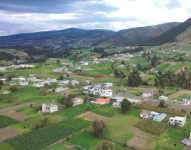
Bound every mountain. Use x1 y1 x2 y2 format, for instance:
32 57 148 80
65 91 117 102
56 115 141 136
0 22 180 51
0 28 115 50
142 17 191 46
98 22 180 47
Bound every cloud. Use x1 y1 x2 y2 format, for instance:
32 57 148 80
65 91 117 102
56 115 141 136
165 0 181 9
0 0 190 36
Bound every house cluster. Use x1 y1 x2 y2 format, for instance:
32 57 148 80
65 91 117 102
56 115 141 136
8 64 35 69
140 110 186 127
87 84 113 97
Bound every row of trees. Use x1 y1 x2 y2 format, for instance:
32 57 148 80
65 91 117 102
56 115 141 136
154 69 191 89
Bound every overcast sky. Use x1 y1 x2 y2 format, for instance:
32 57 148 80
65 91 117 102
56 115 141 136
0 0 190 36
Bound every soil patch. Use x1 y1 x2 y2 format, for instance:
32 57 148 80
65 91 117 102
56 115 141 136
170 62 177 66
94 75 107 78
126 127 148 150
0 127 21 142
0 102 35 114
4 111 29 121
79 112 108 121
70 74 94 80
168 90 191 99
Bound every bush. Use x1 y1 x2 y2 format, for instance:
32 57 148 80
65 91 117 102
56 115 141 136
9 86 18 92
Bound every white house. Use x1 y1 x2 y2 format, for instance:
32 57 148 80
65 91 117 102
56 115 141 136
182 133 191 147
169 116 186 127
183 99 191 105
88 86 112 97
83 85 92 90
27 77 42 82
44 78 58 83
12 76 26 81
70 80 80 85
81 62 89 66
0 67 7 72
55 87 69 93
53 68 64 72
159 95 168 100
32 82 45 87
42 104 58 113
142 92 154 98
104 83 113 88
57 80 70 85
20 82 29 86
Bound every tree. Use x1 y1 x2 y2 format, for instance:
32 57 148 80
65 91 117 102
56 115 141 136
56 60 60 64
9 86 18 92
60 96 73 108
84 95 90 103
92 120 108 138
127 70 142 87
0 85 1 91
158 100 165 108
0 80 3 86
121 99 132 114
121 60 125 64
96 141 115 150
59 75 64 80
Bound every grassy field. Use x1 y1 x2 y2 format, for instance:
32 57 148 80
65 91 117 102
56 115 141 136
179 94 191 99
0 115 16 126
0 142 15 150
91 105 120 117
105 107 141 142
43 143 75 150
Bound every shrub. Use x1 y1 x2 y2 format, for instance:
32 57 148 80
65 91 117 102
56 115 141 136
9 86 18 92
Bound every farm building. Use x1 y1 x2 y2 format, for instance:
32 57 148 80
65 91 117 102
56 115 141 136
70 80 80 85
55 87 69 92
42 104 58 113
104 83 113 87
169 116 186 127
27 77 42 82
182 133 191 147
88 86 112 97
32 82 46 87
140 110 159 119
44 78 58 83
20 82 29 86
159 95 168 100
95 98 111 105
183 99 191 105
153 113 166 121
12 76 26 81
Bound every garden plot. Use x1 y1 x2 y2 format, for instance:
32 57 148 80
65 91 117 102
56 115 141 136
79 112 107 121
0 127 21 142
0 102 35 114
126 127 148 150
168 90 191 99
3 111 29 121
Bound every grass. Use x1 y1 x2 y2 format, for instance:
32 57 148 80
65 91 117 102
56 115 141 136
70 132 105 150
16 107 40 117
105 107 141 142
152 127 189 150
0 115 16 126
0 142 16 150
179 94 191 99
43 143 75 150
91 105 120 117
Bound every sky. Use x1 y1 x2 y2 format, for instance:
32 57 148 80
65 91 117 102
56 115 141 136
0 0 191 36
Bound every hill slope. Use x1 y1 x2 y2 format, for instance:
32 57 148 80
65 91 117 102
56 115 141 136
98 22 180 46
142 17 191 46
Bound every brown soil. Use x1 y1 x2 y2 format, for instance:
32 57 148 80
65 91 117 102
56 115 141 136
0 102 36 114
168 90 191 99
79 112 108 121
176 66 187 73
4 111 29 121
142 100 191 112
94 75 107 78
170 62 177 66
126 127 148 150
0 127 21 142
70 74 94 80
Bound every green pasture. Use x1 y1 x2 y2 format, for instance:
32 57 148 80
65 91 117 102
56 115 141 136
91 105 120 117
43 143 75 150
178 94 191 99
0 115 16 126
0 142 15 150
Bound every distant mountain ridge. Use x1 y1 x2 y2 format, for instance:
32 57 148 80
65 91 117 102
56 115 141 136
0 22 180 50
142 17 191 46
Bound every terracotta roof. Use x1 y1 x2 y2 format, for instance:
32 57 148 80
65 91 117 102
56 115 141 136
95 98 111 104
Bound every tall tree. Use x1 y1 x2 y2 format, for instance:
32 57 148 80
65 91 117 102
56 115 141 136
121 99 132 114
92 120 108 138
96 141 115 150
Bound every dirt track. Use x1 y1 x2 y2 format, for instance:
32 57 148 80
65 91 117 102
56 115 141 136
70 74 94 80
0 102 35 114
0 127 21 142
168 90 191 99
79 112 108 121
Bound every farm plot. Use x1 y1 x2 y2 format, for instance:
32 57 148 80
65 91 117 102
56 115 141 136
4 111 29 121
168 90 191 99
79 112 108 121
0 127 21 142
0 142 15 150
0 102 35 113
91 105 120 117
43 143 75 150
0 115 17 127
7 124 75 150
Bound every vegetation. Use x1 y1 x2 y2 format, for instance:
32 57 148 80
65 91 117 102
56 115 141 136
127 70 142 87
121 99 132 114
134 103 184 116
135 119 168 135
158 100 166 108
0 115 17 127
9 86 18 93
96 141 115 150
92 120 108 138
